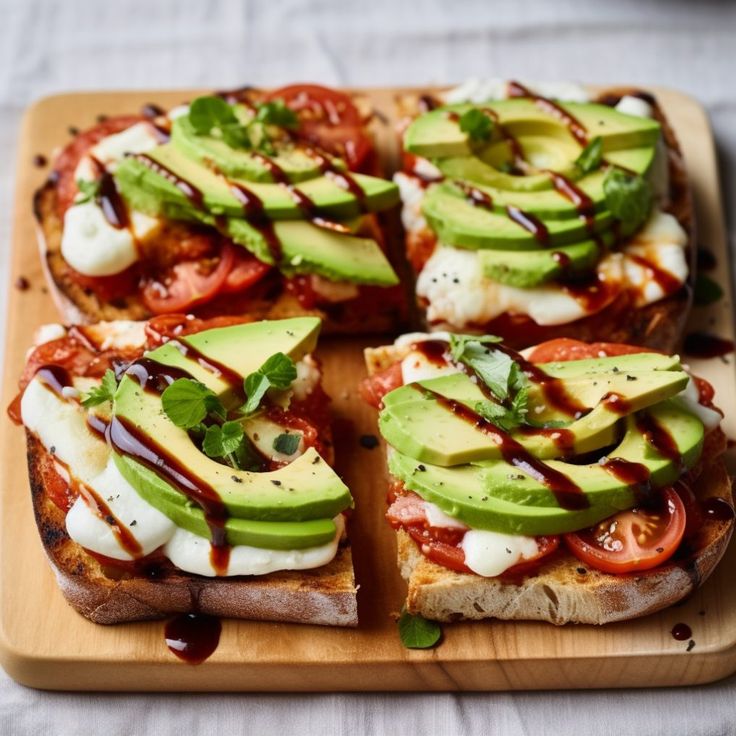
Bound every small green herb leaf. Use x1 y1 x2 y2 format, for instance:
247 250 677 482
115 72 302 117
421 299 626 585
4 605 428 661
603 168 652 229
458 108 494 143
81 369 118 407
693 274 723 306
232 436 266 471
273 432 301 456
203 421 244 458
76 178 101 205
243 373 271 414
162 379 218 429
188 96 239 135
448 334 503 362
475 384 528 432
398 608 442 649
256 99 298 129
575 136 603 174
260 352 297 388
204 393 227 420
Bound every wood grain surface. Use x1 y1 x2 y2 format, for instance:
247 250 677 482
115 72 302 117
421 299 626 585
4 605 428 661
0 87 735 691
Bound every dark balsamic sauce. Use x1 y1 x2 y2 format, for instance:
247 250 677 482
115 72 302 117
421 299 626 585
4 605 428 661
411 384 589 510
547 171 596 232
142 103 166 119
34 365 74 398
505 205 550 246
552 251 571 268
601 458 652 503
517 425 576 455
627 254 682 297
14 276 30 291
412 340 450 366
167 340 243 390
418 94 440 112
164 613 222 665
78 483 143 558
454 180 493 210
86 413 111 439
671 622 692 641
601 392 631 415
683 332 735 359
507 80 588 146
696 247 717 271
635 412 681 463
702 497 735 522
98 171 129 229
33 154 47 167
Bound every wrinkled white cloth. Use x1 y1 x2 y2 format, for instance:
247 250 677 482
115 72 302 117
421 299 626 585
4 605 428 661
1 0 736 734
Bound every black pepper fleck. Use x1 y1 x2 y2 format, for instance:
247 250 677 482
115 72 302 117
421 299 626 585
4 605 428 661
686 640 695 652
359 434 379 450
576 567 587 575
417 464 426 472
271 480 282 486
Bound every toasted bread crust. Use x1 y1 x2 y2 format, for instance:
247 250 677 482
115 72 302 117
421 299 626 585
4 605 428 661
396 86 695 352
365 343 734 625
27 433 358 626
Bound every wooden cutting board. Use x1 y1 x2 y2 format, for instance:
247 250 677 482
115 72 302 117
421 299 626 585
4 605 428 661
1 86 735 692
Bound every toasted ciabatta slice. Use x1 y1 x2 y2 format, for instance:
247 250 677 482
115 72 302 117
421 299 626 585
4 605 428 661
28 435 357 626
364 340 734 625
394 84 694 353
35 87 406 333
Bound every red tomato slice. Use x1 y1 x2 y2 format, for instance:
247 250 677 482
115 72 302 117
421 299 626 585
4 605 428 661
564 487 686 573
141 244 236 314
526 338 651 364
66 263 140 302
144 313 253 347
359 363 404 408
221 251 272 294
266 84 371 170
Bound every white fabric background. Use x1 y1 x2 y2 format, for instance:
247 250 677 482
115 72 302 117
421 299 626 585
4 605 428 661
1 1 735 734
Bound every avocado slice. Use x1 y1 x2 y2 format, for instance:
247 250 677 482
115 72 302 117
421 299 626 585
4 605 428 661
388 400 704 535
404 100 661 160
171 112 340 182
477 237 605 287
379 359 690 465
422 181 614 250
110 318 353 549
115 144 398 221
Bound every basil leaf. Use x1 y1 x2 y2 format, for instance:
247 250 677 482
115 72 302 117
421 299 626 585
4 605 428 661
273 432 300 456
260 352 297 389
81 369 118 407
75 178 101 205
256 99 298 130
204 394 227 420
603 168 652 229
693 274 723 306
458 108 493 143
448 334 502 362
188 96 238 135
575 136 603 175
243 372 271 414
202 421 244 458
398 608 441 649
461 342 516 401
202 424 225 457
161 378 216 429
475 384 528 432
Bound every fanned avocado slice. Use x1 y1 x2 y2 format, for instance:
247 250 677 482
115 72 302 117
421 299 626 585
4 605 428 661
388 400 704 535
110 318 353 549
379 359 690 465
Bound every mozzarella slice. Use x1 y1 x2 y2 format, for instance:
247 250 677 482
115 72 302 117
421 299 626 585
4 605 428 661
245 416 304 462
443 78 589 104
66 458 176 560
423 501 469 530
88 121 160 171
615 95 654 119
163 515 344 577
400 351 459 384
675 377 723 431
291 355 321 401
460 529 539 577
394 172 428 233
61 200 139 277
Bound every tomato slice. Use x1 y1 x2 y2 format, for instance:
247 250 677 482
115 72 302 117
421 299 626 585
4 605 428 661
564 487 686 573
66 263 140 302
221 251 272 294
359 363 404 408
141 243 236 314
526 338 652 363
266 84 372 170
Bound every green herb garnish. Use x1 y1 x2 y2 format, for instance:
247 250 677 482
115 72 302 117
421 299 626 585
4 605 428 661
243 352 297 414
75 178 101 205
398 608 442 649
603 168 652 230
575 136 603 175
273 432 300 456
255 99 298 129
161 379 222 429
475 385 529 432
458 108 494 143
203 421 245 459
81 369 117 407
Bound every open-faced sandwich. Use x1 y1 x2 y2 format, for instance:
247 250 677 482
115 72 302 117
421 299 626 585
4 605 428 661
361 333 733 624
9 315 357 626
35 84 405 332
394 79 693 350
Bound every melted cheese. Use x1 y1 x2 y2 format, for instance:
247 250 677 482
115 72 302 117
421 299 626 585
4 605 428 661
615 95 654 119
460 529 539 577
444 78 589 104
88 121 160 171
394 172 427 233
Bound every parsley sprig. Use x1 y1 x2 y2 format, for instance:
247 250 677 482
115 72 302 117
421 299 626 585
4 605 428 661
81 369 118 407
449 334 529 432
243 352 297 414
188 96 298 154
458 108 494 143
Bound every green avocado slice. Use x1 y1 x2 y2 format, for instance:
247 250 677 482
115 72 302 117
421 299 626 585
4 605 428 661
379 363 690 465
109 319 353 548
388 400 704 535
421 181 614 250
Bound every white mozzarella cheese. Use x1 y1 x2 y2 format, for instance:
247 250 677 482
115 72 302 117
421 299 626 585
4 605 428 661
394 172 428 234
245 416 304 463
78 320 148 351
168 105 190 120
400 351 459 384
615 95 654 119
88 121 160 171
460 529 539 577
394 331 452 348
65 458 176 560
443 78 589 104
291 356 321 401
61 200 139 277
423 501 468 530
163 515 344 577
675 377 723 431
32 323 67 346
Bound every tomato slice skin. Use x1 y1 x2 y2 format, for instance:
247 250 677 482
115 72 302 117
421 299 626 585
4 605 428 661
526 338 652 363
265 84 372 170
564 487 687 574
140 243 236 314
221 251 272 294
